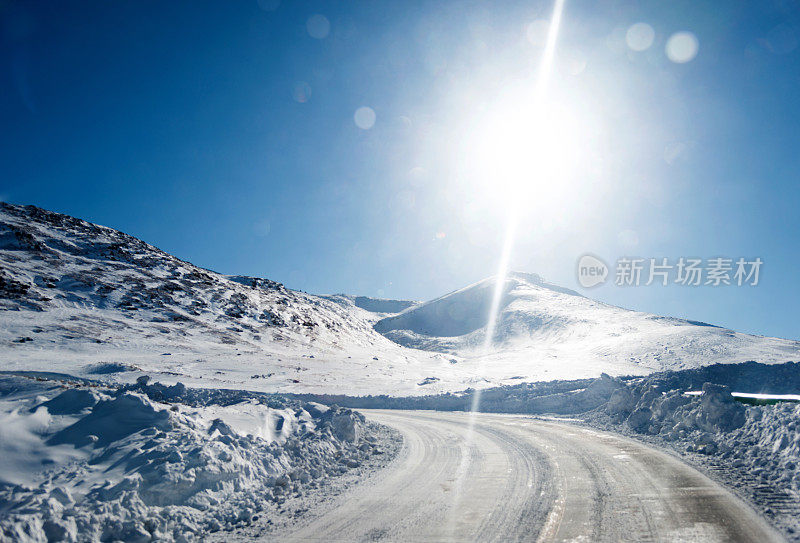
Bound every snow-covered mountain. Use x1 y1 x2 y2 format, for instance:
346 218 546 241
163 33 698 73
1 203 798 394
374 271 800 381
322 294 418 322
0 203 458 395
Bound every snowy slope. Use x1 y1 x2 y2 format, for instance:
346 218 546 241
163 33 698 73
374 272 800 381
0 203 461 395
322 294 418 323
1 203 798 394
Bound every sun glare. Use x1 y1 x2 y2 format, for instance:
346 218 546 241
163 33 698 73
465 0 574 207
454 0 592 216
466 93 583 205
449 1 571 530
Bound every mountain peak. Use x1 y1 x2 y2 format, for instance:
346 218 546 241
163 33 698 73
506 270 545 283
490 270 583 298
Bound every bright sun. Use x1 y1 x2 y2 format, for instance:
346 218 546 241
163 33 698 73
465 89 584 205
456 0 589 212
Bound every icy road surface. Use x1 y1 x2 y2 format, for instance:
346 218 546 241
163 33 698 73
277 410 782 542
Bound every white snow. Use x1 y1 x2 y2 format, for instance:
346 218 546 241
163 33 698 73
375 271 800 383
686 390 800 402
309 362 800 541
0 375 390 542
2 203 800 540
581 370 800 540
0 203 462 396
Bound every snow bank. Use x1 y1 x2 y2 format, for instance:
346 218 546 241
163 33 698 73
602 381 747 435
0 376 389 542
289 373 626 415
582 366 800 540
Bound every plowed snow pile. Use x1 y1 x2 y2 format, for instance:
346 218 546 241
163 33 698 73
587 370 800 540
0 376 393 542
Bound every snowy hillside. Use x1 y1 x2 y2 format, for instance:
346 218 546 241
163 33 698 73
1 203 798 394
375 272 800 381
0 203 459 395
321 294 418 323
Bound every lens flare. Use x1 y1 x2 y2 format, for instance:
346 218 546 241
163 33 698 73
478 0 566 369
666 31 699 63
449 0 568 532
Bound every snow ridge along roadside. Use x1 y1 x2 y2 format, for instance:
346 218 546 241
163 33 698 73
0 375 400 542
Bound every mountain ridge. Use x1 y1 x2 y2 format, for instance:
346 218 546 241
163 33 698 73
1 202 798 395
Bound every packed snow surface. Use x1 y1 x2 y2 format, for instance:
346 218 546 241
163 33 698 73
290 362 800 541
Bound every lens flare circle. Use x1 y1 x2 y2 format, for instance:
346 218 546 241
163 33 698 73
626 23 655 52
354 106 376 129
666 31 699 63
307 14 330 39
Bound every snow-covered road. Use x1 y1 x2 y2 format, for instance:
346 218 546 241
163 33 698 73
276 410 782 542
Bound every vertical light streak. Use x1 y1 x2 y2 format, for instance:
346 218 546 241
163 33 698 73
471 0 566 414
448 3 568 534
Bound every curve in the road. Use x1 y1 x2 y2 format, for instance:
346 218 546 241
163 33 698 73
278 410 783 542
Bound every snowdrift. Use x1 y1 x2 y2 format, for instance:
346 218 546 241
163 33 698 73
0 375 393 542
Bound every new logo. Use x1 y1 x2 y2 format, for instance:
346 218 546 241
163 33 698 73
577 254 608 288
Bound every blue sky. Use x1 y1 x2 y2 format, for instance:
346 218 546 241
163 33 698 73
2 0 799 340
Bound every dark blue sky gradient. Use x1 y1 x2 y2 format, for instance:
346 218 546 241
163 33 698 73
2 0 799 339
